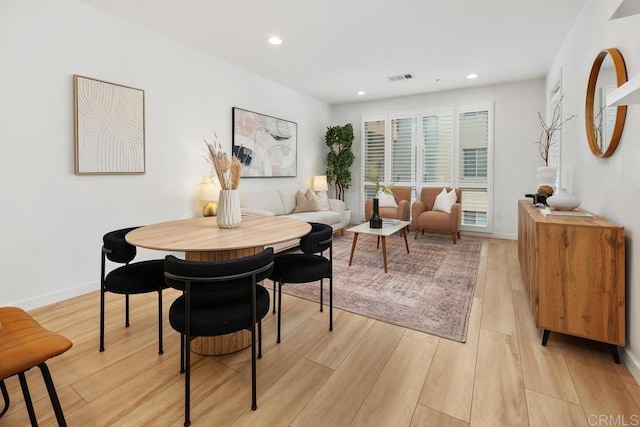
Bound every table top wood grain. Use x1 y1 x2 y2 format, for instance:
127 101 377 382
125 216 311 252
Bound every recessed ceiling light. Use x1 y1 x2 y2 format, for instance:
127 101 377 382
466 73 479 79
268 36 283 45
357 91 366 96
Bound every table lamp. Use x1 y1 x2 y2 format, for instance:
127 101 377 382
199 176 221 217
312 175 328 195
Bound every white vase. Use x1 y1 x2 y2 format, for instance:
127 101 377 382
546 188 581 211
536 166 557 188
217 190 242 228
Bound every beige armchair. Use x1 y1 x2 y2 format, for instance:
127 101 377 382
412 187 462 243
365 186 411 221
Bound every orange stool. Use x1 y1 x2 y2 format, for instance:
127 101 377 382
0 307 72 425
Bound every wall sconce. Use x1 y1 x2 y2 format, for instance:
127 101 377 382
312 175 328 195
199 176 221 217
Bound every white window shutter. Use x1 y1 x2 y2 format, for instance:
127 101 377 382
421 114 453 185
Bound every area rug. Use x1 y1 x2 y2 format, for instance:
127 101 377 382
281 233 482 342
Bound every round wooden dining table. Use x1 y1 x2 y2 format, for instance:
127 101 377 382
126 215 311 355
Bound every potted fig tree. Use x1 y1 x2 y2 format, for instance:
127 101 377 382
325 124 355 224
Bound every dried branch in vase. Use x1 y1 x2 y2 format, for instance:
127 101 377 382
535 94 576 166
204 134 242 190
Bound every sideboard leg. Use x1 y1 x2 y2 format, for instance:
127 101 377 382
541 329 550 346
609 344 621 364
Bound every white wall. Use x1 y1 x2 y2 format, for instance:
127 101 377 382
546 0 640 379
0 0 331 309
331 79 546 239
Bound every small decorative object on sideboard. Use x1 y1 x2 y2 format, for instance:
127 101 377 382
536 185 554 198
524 193 547 207
205 134 242 228
536 166 557 192
546 188 581 211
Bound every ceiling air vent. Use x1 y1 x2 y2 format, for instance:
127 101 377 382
388 73 415 82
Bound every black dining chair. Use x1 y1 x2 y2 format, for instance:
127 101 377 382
165 248 274 427
269 222 333 343
100 227 167 354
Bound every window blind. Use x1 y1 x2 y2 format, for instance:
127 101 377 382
461 188 488 226
458 110 488 183
456 103 491 230
391 117 416 183
363 119 386 199
421 114 453 184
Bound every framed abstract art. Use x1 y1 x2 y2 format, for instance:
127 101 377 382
73 75 145 175
232 107 297 177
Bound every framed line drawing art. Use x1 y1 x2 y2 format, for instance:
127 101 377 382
232 107 297 177
73 75 145 175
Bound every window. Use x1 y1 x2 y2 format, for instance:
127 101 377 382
457 105 491 232
362 118 386 199
362 102 493 232
462 148 487 178
422 113 453 185
390 117 416 183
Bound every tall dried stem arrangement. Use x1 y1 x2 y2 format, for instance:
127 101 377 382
204 134 242 190
536 94 576 166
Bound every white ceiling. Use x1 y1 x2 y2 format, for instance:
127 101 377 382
77 0 586 105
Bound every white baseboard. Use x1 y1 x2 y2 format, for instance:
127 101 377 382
13 281 98 311
622 347 640 384
462 230 517 240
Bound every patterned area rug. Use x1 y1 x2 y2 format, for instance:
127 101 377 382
281 232 482 342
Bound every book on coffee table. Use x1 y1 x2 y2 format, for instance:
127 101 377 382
382 218 400 225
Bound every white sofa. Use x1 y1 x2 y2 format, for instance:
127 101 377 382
240 188 346 234
240 189 345 231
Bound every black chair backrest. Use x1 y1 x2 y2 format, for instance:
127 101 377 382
299 223 333 255
102 227 141 264
164 248 274 293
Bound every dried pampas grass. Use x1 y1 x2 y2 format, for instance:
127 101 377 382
204 134 242 190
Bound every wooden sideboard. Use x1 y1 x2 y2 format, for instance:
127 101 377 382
517 200 625 355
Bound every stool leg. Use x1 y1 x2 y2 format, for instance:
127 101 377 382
39 363 67 427
18 372 38 426
0 380 9 418
319 279 324 312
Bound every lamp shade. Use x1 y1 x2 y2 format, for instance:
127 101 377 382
199 176 220 202
312 175 328 192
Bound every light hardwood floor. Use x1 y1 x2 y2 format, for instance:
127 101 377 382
3 238 640 426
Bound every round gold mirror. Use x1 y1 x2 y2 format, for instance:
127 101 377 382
585 48 627 157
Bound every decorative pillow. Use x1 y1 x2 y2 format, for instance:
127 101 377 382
433 188 457 214
448 188 457 203
377 191 398 208
317 191 330 210
294 189 330 213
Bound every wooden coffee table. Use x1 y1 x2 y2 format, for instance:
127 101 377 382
347 221 411 273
